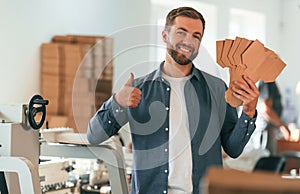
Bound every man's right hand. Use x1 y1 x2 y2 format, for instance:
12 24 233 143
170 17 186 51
114 73 142 108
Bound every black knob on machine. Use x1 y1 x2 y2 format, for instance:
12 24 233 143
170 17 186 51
27 94 49 130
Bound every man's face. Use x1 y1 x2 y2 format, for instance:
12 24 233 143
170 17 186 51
163 16 204 65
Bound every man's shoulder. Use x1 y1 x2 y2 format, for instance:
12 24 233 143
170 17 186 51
132 68 159 87
197 68 226 86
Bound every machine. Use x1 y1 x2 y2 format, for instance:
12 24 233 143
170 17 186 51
0 94 48 194
0 94 129 194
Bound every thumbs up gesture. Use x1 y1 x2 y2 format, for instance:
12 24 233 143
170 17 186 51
114 73 142 108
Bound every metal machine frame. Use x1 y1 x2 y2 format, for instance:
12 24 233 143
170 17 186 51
1 96 129 194
0 157 41 194
40 142 129 194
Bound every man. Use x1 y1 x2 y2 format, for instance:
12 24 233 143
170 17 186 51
87 7 259 194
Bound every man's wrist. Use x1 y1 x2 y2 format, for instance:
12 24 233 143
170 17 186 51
244 109 257 118
113 93 122 106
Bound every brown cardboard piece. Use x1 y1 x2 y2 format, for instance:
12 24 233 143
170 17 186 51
216 40 226 68
242 40 267 80
228 37 242 65
259 51 286 82
225 68 246 107
221 39 234 67
216 37 286 107
233 38 253 67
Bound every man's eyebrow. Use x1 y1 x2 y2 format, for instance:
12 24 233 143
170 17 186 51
194 32 203 37
176 27 188 32
177 27 203 37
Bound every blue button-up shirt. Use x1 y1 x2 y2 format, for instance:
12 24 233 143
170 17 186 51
87 62 256 194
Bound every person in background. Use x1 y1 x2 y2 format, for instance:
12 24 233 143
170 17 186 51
224 80 291 172
256 80 290 155
87 7 259 194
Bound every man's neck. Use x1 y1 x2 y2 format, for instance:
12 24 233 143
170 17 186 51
163 55 193 78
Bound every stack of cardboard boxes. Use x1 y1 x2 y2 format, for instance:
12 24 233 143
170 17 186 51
41 35 113 133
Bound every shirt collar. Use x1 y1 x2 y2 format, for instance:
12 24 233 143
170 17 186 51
152 61 202 81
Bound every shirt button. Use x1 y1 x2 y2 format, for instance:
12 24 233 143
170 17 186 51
165 128 169 131
164 148 168 152
246 133 250 136
162 78 165 81
164 169 168 173
166 87 170 91
250 121 253 125
108 120 112 124
244 120 248 123
163 190 167 194
165 107 169 111
116 109 119 113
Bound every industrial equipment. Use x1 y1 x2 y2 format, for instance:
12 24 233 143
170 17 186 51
0 94 48 194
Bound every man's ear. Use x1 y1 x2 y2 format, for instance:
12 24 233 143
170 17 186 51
162 30 168 43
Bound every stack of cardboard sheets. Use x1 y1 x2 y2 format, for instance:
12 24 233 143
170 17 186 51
41 35 113 132
216 37 286 107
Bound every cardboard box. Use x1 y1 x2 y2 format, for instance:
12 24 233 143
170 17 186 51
52 35 75 43
204 167 300 194
41 34 114 131
67 114 93 133
96 79 112 93
67 35 106 45
41 74 60 114
53 34 106 44
44 115 69 129
41 43 62 75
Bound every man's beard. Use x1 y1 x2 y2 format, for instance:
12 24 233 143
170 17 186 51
168 45 198 66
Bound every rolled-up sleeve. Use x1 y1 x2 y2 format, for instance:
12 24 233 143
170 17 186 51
87 95 128 145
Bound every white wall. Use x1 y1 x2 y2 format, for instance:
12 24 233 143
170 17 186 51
279 0 300 112
0 0 151 104
1 0 300 114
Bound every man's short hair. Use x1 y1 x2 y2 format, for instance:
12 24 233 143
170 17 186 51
165 7 205 31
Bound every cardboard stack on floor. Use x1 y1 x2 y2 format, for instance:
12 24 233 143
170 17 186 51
41 35 113 133
216 37 286 107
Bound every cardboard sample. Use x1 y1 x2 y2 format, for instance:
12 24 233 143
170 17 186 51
228 37 242 65
216 40 226 68
221 39 234 67
216 37 286 107
233 38 253 67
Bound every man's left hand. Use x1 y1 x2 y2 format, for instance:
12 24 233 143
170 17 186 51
231 75 260 118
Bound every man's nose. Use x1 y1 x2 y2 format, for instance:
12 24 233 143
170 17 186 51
182 33 194 44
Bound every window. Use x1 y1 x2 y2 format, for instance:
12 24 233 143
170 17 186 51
229 8 266 43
